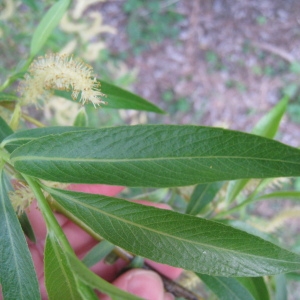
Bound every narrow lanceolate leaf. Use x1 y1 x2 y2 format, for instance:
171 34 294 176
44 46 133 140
0 171 40 299
22 0 39 11
19 212 36 243
2 126 92 152
256 191 300 201
10 125 300 187
236 277 269 300
225 178 249 204
100 80 165 113
275 274 287 300
82 240 115 268
44 233 82 300
30 0 70 56
55 80 165 114
226 97 288 203
44 187 300 277
186 182 222 215
197 274 255 300
73 109 88 127
252 96 288 139
9 103 21 131
0 93 18 102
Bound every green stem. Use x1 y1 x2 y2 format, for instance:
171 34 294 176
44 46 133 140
215 178 274 219
23 174 74 254
0 78 11 92
0 148 10 162
0 57 33 92
0 148 23 178
22 113 45 127
0 159 5 170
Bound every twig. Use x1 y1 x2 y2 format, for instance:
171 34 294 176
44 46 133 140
52 200 202 299
252 41 296 63
143 262 202 300
21 113 45 127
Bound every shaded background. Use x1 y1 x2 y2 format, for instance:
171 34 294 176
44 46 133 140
97 0 300 147
1 0 300 298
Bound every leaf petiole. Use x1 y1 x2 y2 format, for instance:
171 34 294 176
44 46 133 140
23 174 74 254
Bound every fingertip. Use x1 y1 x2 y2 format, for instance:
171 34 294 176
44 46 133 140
145 261 182 280
67 184 124 196
125 270 164 299
26 201 47 240
102 269 166 300
164 292 175 300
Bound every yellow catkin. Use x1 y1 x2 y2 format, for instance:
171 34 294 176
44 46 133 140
19 53 106 107
9 184 35 216
9 181 68 215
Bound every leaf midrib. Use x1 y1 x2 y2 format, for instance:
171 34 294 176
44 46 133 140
50 188 298 265
12 155 300 165
47 235 77 300
0 180 24 299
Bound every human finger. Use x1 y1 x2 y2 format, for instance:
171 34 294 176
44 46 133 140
101 269 174 300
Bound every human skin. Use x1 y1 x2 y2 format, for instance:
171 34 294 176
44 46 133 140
25 184 182 300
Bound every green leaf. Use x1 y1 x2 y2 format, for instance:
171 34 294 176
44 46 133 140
76 282 98 300
44 187 300 277
30 0 71 56
252 97 288 139
256 191 300 201
23 0 39 11
10 103 21 131
197 274 255 300
218 178 275 217
44 233 82 300
0 93 18 102
100 80 165 113
82 240 115 268
236 277 269 300
0 170 40 299
67 253 142 300
55 80 165 114
73 109 88 127
222 190 300 217
11 125 300 187
286 271 300 281
2 126 92 152
225 179 249 204
226 97 288 204
0 116 13 143
275 274 287 300
186 182 222 215
19 212 36 243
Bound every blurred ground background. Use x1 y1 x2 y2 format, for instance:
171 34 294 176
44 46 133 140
2 0 300 146
96 0 300 147
1 0 300 298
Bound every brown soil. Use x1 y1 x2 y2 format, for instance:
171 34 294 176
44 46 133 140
98 0 300 147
